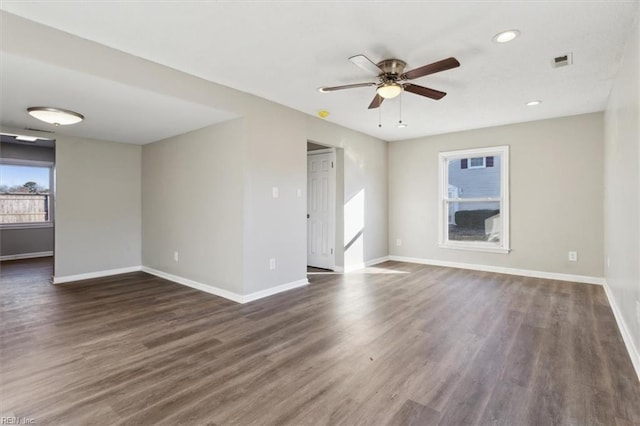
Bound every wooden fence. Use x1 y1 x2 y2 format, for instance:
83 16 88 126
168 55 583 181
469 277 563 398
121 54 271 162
0 194 50 223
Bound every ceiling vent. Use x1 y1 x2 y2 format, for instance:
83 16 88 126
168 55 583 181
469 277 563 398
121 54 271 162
552 53 573 68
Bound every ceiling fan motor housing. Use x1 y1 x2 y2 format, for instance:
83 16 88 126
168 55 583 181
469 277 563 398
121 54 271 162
376 59 407 81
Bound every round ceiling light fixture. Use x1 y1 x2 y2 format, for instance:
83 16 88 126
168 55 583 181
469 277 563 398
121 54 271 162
377 83 403 99
27 107 84 126
492 29 521 43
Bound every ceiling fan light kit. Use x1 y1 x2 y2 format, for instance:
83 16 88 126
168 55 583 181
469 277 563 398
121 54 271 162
319 54 460 111
27 107 84 126
377 83 403 99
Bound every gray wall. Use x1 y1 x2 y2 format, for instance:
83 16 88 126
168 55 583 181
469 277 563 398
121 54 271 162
1 142 54 162
306 115 389 269
142 119 246 295
243 100 308 294
604 11 639 366
4 14 389 296
389 112 604 278
54 134 141 278
0 141 55 257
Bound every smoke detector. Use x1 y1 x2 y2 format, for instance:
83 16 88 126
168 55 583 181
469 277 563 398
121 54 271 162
552 53 573 68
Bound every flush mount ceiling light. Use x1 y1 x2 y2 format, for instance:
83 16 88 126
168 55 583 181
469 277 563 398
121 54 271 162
493 29 520 43
526 100 542 106
376 83 403 99
27 107 84 126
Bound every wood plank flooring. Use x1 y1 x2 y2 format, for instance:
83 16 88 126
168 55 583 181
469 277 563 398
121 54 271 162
1 258 639 425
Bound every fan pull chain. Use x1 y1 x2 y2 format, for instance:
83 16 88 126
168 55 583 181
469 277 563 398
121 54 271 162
378 106 382 128
397 91 407 128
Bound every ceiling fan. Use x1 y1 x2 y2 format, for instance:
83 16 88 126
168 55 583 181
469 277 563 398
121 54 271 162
319 54 460 109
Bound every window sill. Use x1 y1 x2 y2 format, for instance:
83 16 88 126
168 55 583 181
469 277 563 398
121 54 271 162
0 222 54 230
439 243 510 254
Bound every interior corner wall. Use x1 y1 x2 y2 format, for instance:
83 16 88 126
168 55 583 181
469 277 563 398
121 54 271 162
142 119 246 295
242 101 307 294
389 112 604 279
306 116 389 270
54 134 141 278
604 12 640 363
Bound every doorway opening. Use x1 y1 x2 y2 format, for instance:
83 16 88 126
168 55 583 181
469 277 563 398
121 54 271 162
0 132 56 280
307 141 336 271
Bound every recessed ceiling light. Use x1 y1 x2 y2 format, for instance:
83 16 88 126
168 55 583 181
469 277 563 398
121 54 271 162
396 121 408 128
493 30 520 43
526 100 542 106
27 107 84 126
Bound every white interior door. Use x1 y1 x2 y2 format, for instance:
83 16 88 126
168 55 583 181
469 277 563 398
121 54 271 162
307 151 335 269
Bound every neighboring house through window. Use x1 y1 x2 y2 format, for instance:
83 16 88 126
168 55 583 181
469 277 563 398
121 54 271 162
439 146 509 253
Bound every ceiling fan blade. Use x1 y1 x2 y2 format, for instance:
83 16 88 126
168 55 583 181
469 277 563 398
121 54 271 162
318 82 377 92
402 57 460 80
368 94 384 109
404 83 447 100
349 54 384 76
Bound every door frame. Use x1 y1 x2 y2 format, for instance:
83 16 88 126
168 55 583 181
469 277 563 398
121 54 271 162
307 147 336 270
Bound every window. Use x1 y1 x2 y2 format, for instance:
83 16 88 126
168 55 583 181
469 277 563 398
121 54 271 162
439 146 509 253
0 159 54 228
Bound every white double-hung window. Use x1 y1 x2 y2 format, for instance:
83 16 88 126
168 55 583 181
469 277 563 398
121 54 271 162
438 146 509 253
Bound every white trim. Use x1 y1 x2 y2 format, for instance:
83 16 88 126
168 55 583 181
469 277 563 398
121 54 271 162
307 149 336 270
307 148 335 155
142 267 244 303
388 256 605 285
142 266 309 304
0 158 55 226
602 281 640 381
438 243 511 254
0 251 53 261
243 279 309 303
0 158 54 167
467 156 486 169
52 266 142 284
0 222 54 230
344 256 391 273
439 145 510 253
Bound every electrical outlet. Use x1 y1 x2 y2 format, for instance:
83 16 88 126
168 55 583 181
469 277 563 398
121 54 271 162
269 258 276 270
568 251 578 262
272 187 279 198
396 238 402 247
173 251 179 262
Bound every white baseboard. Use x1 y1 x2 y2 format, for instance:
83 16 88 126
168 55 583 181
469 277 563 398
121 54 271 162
142 267 244 303
388 255 605 285
602 282 640 381
243 278 309 303
1 251 53 261
53 266 142 284
343 256 391 273
142 267 308 304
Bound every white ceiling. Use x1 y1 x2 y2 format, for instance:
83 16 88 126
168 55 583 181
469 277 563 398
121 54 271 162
1 1 638 143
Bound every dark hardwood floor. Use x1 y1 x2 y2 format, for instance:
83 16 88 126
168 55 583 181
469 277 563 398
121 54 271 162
1 258 639 425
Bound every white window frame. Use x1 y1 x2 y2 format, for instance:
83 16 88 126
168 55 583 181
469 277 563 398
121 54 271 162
438 146 510 254
0 158 55 229
467 156 486 169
